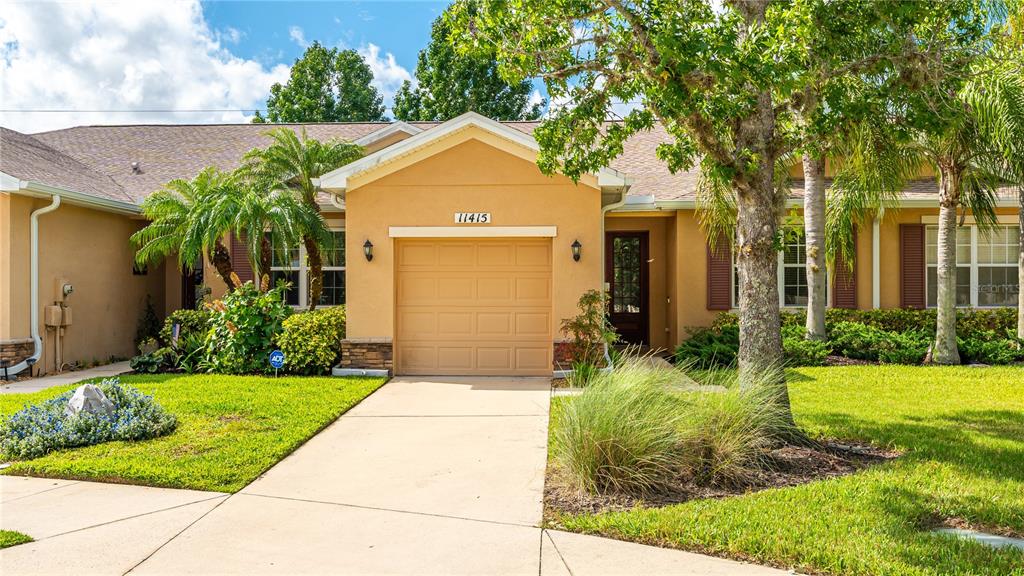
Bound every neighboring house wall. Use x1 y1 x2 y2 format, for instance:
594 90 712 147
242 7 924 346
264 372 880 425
3 194 165 373
344 135 604 346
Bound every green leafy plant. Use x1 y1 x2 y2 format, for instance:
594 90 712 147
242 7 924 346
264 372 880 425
276 306 347 375
958 330 1024 365
559 290 617 383
203 280 292 374
134 295 161 348
782 337 831 367
159 309 212 347
877 330 931 365
675 325 739 369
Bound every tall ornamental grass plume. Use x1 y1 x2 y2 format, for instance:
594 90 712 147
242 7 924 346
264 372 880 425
675 372 795 486
552 358 686 495
0 378 176 460
553 357 796 495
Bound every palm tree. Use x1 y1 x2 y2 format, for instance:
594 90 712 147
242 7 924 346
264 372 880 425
132 167 241 291
242 128 362 309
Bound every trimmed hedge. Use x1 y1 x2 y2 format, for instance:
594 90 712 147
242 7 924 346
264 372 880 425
681 308 1022 367
276 306 347 375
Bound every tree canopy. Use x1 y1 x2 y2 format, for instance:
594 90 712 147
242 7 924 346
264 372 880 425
393 9 544 121
254 42 386 123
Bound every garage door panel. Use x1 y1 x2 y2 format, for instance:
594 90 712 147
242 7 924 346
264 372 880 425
396 238 552 376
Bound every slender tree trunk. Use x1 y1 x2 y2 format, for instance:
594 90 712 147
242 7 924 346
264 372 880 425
305 237 322 310
932 166 961 364
803 154 827 341
1018 186 1023 339
209 239 237 292
259 234 273 292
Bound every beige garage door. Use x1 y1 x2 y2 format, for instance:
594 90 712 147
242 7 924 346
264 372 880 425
396 238 552 376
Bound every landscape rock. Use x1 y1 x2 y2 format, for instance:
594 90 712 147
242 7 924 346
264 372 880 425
65 383 115 418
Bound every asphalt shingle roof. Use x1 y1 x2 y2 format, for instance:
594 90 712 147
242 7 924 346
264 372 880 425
4 121 1010 206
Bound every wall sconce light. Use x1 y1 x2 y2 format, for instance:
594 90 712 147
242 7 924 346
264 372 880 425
363 239 374 262
571 239 582 262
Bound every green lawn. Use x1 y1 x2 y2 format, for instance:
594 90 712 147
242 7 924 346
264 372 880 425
0 530 32 549
552 366 1024 576
0 373 386 492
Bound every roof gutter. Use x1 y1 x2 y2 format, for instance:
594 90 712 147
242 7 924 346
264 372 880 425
2 174 140 215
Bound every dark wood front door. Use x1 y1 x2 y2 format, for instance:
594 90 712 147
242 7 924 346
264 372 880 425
605 232 649 345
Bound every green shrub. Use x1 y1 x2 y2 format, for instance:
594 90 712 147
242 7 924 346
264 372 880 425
783 337 831 366
675 325 739 368
276 306 346 375
0 378 176 460
877 331 930 365
710 308 1015 339
828 322 888 361
134 295 161 348
958 330 1024 365
560 290 617 368
553 359 685 495
159 309 212 347
676 379 794 486
204 282 292 374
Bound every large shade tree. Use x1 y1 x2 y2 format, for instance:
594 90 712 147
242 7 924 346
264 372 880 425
254 42 386 123
242 128 362 309
393 7 544 121
449 0 984 419
132 167 241 291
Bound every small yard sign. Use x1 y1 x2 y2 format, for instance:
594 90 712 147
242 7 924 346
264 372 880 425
269 350 285 373
454 212 491 224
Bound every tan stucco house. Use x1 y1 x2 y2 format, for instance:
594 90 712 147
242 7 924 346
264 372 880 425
1 112 1019 377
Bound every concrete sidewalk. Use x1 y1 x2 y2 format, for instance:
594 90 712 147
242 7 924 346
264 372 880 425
0 377 791 575
0 361 131 394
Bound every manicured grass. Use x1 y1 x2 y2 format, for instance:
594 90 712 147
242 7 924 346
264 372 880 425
0 530 32 549
552 366 1024 576
0 373 386 492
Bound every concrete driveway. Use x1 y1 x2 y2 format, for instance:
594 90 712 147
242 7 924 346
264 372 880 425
1 377 789 575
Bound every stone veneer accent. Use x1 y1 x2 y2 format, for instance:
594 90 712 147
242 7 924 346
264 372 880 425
553 340 573 370
0 339 34 367
339 338 393 373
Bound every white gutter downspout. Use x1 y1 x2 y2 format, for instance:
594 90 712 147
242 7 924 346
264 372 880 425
8 195 61 376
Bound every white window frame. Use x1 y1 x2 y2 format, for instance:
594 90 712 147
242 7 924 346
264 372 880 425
269 226 346 308
731 228 828 310
925 224 1019 308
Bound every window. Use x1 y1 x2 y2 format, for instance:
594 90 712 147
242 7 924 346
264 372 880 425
267 230 346 308
926 225 1019 308
732 227 824 308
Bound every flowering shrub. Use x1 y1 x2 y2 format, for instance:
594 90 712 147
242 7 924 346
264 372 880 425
276 306 346 375
203 281 292 374
0 378 177 460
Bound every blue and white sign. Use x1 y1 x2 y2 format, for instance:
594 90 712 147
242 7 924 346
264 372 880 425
269 350 286 370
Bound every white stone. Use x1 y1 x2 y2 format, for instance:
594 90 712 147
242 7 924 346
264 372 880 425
65 384 115 418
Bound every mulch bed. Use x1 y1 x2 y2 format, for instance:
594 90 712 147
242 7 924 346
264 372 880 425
545 439 900 518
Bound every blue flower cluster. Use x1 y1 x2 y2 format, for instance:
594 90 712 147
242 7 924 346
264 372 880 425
0 378 177 460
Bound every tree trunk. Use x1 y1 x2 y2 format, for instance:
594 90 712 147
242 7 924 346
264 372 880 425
209 239 237 292
259 234 273 292
1018 185 1023 339
803 154 827 341
305 236 322 311
932 166 961 364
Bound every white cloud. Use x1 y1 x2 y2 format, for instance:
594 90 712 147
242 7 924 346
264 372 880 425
0 0 290 133
357 43 412 111
288 25 307 48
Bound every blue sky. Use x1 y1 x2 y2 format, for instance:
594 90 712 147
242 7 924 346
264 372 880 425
201 1 446 75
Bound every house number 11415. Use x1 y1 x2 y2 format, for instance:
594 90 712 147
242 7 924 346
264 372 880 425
454 212 491 224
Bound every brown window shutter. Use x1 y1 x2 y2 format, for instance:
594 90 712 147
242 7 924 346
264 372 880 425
900 224 926 308
831 229 858 309
706 235 733 311
230 233 254 285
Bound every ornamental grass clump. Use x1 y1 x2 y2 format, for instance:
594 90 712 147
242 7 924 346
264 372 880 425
552 359 685 495
0 378 176 460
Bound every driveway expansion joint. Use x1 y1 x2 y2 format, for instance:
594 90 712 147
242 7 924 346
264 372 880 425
0 479 82 503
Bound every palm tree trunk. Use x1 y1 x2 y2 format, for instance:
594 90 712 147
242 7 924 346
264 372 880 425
1018 185 1023 339
305 236 322 310
803 154 827 341
259 234 273 292
209 239 237 292
933 167 961 364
